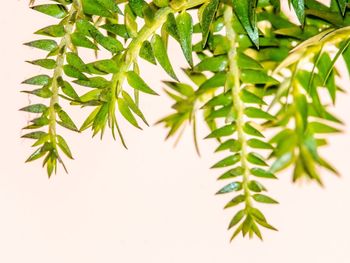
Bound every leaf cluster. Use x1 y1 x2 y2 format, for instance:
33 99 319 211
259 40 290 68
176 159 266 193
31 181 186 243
22 0 350 240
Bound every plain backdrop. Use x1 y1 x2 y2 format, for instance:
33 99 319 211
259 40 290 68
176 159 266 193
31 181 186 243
0 1 349 262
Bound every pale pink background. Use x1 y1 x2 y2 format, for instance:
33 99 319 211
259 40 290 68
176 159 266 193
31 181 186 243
0 1 349 262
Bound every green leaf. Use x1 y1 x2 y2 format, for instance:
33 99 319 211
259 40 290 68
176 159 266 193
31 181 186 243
337 0 348 15
253 194 278 204
59 80 80 101
92 59 118 73
247 152 268 166
225 195 246 209
218 167 244 180
139 41 156 65
21 131 47 140
211 154 241 168
126 71 158 95
96 0 121 13
244 107 275 120
55 106 79 132
244 122 264 138
74 77 110 89
205 124 236 139
241 70 278 84
291 0 305 24
63 65 88 80
202 93 232 108
122 91 149 126
215 139 241 152
248 180 266 192
82 0 113 17
194 55 228 72
238 53 263 70
66 52 89 73
270 152 293 173
22 75 51 86
27 59 56 69
101 24 129 39
125 5 138 38
231 0 259 47
154 0 169 8
80 107 100 131
309 122 341 134
129 0 147 17
240 89 266 105
176 11 193 67
71 32 98 50
151 34 178 80
24 39 58 51
31 4 67 18
197 72 226 95
250 168 277 179
26 148 47 163
20 104 47 113
216 181 242 194
165 13 179 41
57 135 73 159
163 81 194 97
247 139 273 149
295 93 308 131
95 35 124 54
92 103 109 136
201 0 219 47
22 88 52 98
228 210 245 229
117 98 140 129
35 24 65 37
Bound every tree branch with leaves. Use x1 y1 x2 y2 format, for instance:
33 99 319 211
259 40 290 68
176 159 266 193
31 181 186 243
21 0 349 241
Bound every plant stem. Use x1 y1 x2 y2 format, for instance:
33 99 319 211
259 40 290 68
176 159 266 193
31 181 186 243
110 0 207 105
224 6 252 209
48 5 76 147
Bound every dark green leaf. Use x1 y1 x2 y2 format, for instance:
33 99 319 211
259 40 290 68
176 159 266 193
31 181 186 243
247 152 268 166
244 107 275 120
201 0 219 47
232 0 259 47
57 135 73 159
20 104 47 113
82 0 113 17
243 122 264 138
35 24 65 37
24 39 58 51
205 124 236 139
253 194 278 204
211 153 241 168
151 34 178 80
22 75 51 86
66 52 89 73
122 91 149 126
194 55 228 72
139 41 156 65
225 195 246 209
250 168 277 179
31 4 67 18
117 98 140 129
27 59 56 69
126 71 158 95
247 139 273 149
74 77 110 89
216 181 242 194
63 65 88 80
228 209 245 229
176 11 193 66
218 167 244 180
